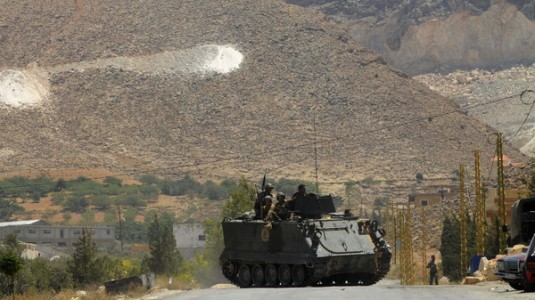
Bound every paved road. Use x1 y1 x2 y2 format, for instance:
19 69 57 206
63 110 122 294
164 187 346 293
155 280 532 300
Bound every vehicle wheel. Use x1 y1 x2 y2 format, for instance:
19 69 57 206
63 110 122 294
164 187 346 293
523 278 535 292
508 281 524 291
252 264 265 287
278 264 292 287
265 264 278 286
238 264 252 287
292 265 306 286
222 261 236 278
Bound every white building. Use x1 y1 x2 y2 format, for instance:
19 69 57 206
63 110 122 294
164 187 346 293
173 223 206 260
0 220 116 252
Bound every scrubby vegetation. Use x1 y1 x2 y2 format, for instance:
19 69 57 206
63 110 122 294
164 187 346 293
440 214 501 282
0 174 358 296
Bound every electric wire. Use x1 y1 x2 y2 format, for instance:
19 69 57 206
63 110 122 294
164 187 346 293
0 89 532 191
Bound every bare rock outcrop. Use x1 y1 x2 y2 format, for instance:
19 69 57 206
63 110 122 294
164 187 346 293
287 0 535 75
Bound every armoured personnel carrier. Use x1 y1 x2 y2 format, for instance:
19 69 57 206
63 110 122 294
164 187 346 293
219 194 391 287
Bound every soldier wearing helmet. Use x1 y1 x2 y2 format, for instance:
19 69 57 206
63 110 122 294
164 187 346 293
255 183 273 219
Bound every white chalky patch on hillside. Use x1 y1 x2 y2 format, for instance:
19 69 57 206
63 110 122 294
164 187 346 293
203 46 243 74
0 69 49 108
0 45 243 109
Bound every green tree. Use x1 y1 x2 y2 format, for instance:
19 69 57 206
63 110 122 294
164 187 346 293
139 175 160 186
221 178 256 218
63 195 89 213
23 257 73 293
51 191 66 205
92 195 111 211
104 176 123 187
140 184 160 203
440 216 461 281
54 178 67 191
0 252 23 300
32 190 41 203
145 215 182 276
2 233 22 255
0 198 23 222
69 228 98 286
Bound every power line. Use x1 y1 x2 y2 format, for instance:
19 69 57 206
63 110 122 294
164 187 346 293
1 89 531 190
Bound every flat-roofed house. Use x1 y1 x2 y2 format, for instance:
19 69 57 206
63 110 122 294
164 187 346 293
0 220 116 251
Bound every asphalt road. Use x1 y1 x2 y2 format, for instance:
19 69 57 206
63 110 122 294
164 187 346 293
155 280 533 300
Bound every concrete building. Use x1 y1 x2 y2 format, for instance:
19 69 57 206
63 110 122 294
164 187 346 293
0 220 116 251
173 223 206 260
409 185 458 207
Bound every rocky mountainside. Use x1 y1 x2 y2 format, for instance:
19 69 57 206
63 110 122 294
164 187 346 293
415 64 535 157
287 0 535 75
0 0 526 188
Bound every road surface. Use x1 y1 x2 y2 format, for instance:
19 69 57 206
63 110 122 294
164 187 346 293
146 280 532 300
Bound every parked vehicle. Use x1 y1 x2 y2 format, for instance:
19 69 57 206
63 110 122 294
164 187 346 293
495 252 527 290
522 234 535 292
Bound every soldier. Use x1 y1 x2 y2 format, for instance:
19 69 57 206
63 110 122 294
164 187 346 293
292 184 307 199
287 184 307 211
267 192 288 221
426 255 438 285
255 183 273 219
261 195 273 220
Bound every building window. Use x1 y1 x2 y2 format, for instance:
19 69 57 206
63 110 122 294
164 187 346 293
421 200 428 206
58 242 66 247
198 235 206 241
107 229 111 235
43 229 52 234
73 230 81 235
13 229 20 234
28 229 36 234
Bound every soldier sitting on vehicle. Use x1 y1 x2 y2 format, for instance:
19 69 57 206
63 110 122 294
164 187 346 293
254 183 273 219
266 192 288 221
260 195 273 220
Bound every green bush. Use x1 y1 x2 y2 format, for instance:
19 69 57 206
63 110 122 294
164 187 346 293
51 191 66 205
63 195 89 213
92 195 112 211
104 176 122 187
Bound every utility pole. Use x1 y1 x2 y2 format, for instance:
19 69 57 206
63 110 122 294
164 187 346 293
420 204 428 284
117 206 124 256
496 133 507 251
475 150 485 256
459 164 468 278
399 204 415 285
392 200 397 265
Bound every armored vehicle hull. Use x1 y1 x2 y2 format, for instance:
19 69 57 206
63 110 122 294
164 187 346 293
219 195 391 287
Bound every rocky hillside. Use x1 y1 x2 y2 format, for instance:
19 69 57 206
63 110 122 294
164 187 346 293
415 64 535 157
0 0 526 188
287 0 535 75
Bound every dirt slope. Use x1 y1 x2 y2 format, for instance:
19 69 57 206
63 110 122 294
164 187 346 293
0 0 526 184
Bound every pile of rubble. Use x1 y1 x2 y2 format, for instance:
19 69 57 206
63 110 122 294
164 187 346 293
463 244 526 285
